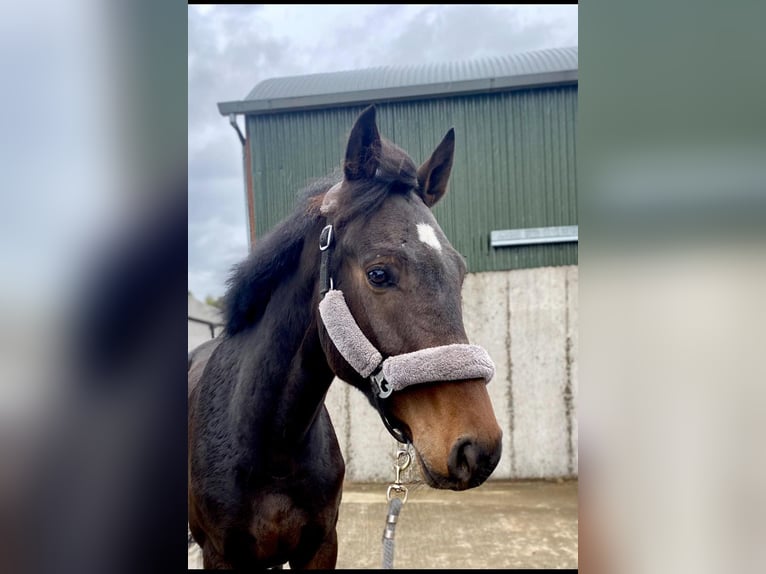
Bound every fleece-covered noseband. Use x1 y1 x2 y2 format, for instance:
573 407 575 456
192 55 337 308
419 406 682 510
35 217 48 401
317 223 495 443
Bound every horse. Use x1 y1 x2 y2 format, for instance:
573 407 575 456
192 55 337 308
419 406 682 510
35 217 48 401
188 105 503 569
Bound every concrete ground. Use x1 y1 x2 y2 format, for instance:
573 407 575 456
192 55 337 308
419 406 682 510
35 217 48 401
188 480 578 570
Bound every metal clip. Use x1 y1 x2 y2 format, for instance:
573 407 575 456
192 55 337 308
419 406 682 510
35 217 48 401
386 448 411 504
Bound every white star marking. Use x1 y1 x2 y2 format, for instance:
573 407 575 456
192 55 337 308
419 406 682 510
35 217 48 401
416 223 442 251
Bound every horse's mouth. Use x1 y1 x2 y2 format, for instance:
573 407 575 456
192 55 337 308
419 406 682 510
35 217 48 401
413 450 446 488
411 448 477 491
411 441 499 491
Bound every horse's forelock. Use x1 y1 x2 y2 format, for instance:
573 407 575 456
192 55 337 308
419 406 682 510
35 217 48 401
331 138 419 228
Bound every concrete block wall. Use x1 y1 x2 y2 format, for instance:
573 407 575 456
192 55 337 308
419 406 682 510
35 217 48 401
324 265 578 481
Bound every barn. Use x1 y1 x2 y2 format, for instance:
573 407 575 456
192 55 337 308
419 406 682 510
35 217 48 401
217 45 578 480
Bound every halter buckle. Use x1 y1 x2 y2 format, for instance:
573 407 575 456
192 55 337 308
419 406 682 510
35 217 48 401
319 224 333 251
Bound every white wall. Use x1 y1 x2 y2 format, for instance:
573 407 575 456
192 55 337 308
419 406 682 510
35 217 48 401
325 265 578 480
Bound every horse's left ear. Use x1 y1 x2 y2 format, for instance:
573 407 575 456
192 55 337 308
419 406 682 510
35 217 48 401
344 105 381 181
417 128 455 208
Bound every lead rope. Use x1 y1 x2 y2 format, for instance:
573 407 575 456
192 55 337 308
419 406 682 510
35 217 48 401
382 447 411 569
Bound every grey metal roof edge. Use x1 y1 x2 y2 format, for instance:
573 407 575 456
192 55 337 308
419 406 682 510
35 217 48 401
217 69 577 117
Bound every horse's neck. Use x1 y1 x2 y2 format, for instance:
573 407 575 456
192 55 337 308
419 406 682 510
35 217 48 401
232 243 335 457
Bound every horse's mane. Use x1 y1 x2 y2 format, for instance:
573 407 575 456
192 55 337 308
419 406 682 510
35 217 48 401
222 137 419 336
221 177 331 335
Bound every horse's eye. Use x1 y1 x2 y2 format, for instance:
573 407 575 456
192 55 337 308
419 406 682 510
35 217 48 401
367 268 389 286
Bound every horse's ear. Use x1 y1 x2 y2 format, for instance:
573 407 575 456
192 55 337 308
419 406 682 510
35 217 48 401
344 105 381 181
417 128 455 208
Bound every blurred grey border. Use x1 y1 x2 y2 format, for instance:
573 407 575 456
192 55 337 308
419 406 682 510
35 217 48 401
0 1 188 573
580 1 766 572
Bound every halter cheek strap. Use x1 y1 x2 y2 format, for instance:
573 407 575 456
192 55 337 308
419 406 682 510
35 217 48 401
317 222 495 443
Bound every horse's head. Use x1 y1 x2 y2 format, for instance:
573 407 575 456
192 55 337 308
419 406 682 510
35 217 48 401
317 106 502 490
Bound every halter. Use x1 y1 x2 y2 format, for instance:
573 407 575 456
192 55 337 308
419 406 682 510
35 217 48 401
317 222 496 444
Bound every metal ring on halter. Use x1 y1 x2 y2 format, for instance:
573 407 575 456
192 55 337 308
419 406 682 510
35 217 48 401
370 367 393 399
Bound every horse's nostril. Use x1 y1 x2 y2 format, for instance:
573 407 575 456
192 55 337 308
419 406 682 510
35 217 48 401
448 437 479 483
446 436 502 489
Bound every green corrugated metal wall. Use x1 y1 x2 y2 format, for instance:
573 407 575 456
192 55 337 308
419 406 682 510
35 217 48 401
246 85 577 272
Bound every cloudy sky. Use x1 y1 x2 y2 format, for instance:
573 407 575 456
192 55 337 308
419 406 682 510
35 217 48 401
188 4 578 300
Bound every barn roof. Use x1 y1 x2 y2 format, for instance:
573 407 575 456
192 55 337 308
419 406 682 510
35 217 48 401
218 46 577 117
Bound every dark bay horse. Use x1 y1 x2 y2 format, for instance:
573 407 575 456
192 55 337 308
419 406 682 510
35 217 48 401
188 106 502 569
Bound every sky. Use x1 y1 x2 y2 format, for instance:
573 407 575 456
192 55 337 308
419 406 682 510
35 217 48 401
188 4 578 300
